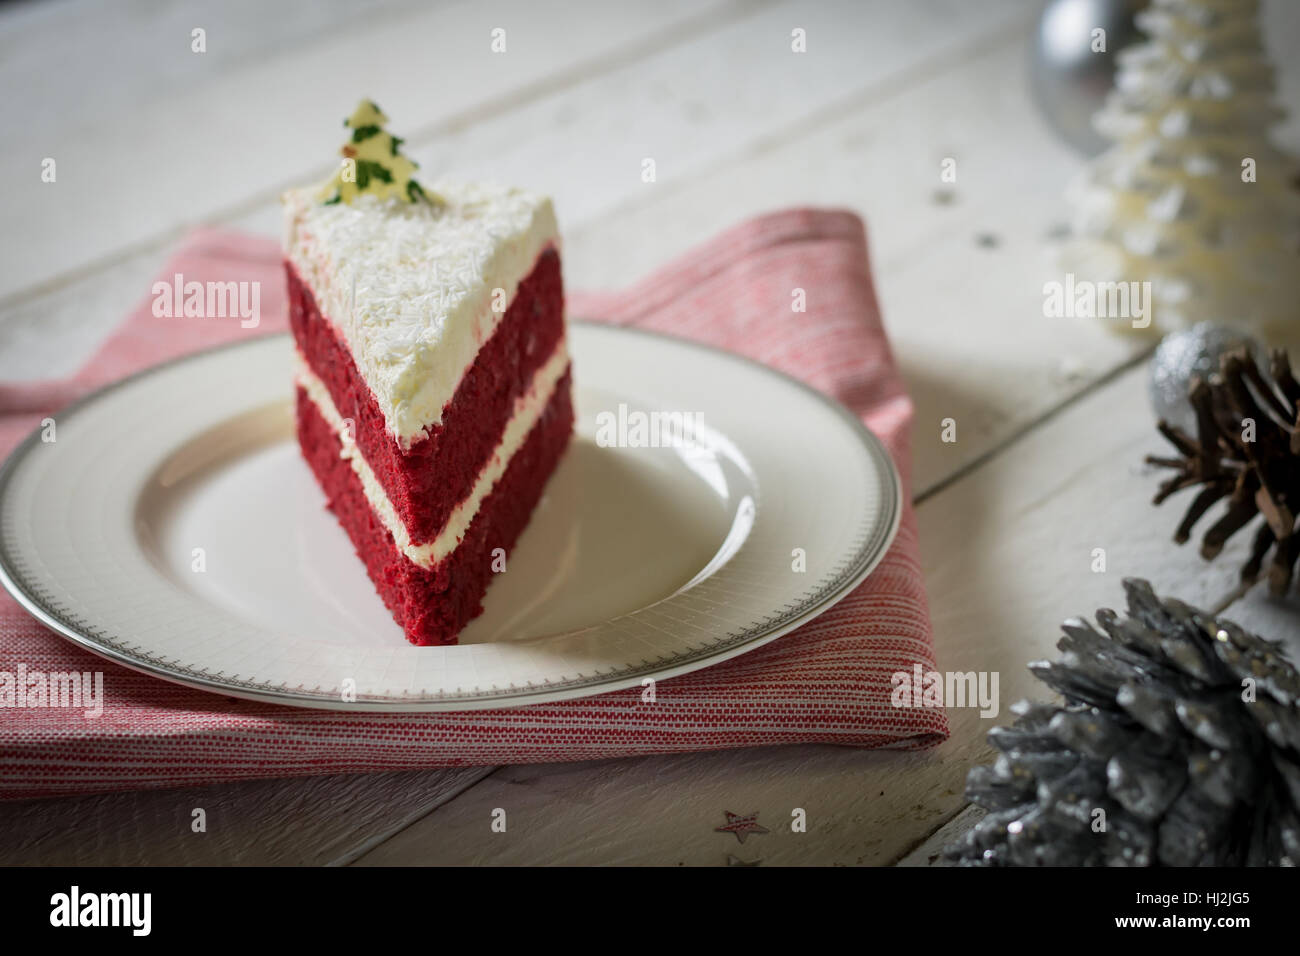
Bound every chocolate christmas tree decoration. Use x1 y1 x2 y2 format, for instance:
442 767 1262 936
1147 346 1300 594
945 579 1300 867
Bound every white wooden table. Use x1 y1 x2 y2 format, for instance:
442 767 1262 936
3 0 1299 866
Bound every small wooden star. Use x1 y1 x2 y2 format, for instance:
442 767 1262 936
715 811 769 844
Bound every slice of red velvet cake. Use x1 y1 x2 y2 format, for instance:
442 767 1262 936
284 102 573 646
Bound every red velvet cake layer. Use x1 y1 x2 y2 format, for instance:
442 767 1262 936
296 369 574 646
287 248 565 545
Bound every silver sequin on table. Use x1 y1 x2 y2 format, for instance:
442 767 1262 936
1148 322 1263 433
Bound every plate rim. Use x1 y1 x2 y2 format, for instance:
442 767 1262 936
0 323 903 711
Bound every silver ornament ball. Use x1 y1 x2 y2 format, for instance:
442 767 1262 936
1148 323 1264 433
1029 0 1149 155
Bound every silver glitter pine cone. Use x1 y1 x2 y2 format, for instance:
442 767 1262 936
1147 346 1300 595
945 579 1300 866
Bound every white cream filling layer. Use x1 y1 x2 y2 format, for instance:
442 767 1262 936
283 180 559 448
295 341 570 569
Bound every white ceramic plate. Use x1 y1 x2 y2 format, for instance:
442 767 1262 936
0 323 900 711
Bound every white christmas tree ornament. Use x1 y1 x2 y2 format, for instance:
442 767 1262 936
1065 0 1300 334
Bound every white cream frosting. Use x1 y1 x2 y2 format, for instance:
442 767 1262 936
283 179 559 446
294 342 570 569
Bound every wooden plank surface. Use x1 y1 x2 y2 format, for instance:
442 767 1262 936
0 0 1029 379
0 767 492 867
895 804 984 866
3 0 1299 867
0 0 1038 866
0 0 741 303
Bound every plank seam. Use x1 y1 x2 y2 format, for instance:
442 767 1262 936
332 766 496 867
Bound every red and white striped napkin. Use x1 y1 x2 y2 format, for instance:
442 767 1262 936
0 210 947 800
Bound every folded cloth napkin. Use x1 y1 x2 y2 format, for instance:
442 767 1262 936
0 210 947 800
